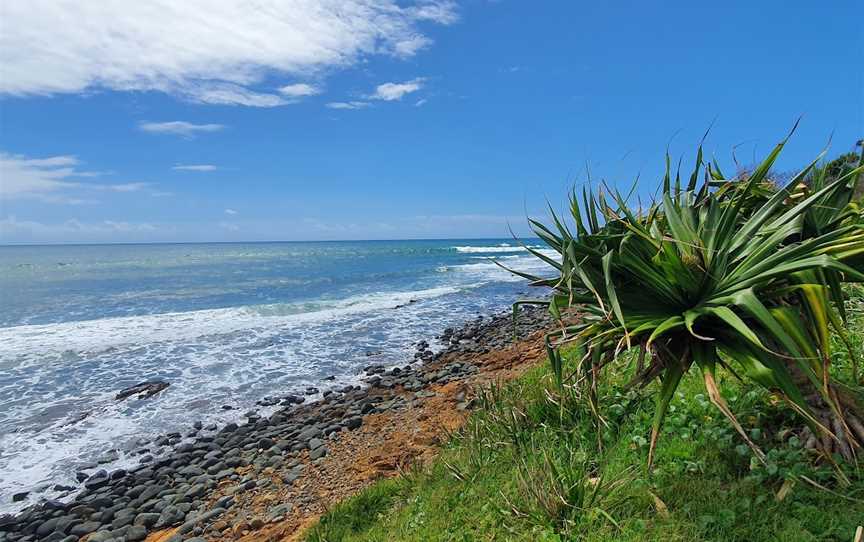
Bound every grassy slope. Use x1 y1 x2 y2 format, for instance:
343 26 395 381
303 289 864 542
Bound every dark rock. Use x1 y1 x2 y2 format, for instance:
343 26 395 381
344 417 362 430
220 423 238 434
115 380 169 401
11 492 28 503
83 470 109 490
133 513 160 528
126 525 147 541
310 446 328 460
69 521 101 536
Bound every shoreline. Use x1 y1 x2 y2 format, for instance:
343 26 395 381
0 306 551 542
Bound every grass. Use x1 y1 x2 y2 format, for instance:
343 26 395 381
303 288 864 542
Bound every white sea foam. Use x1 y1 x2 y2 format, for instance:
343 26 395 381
0 286 460 361
452 244 544 253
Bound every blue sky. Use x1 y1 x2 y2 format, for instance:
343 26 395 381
0 0 861 244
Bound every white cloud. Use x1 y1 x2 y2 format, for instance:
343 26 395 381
0 1 458 106
224 208 238 215
0 216 157 240
173 164 219 172
101 183 150 192
415 98 428 107
326 101 370 110
139 121 225 137
279 83 321 97
0 152 154 204
0 153 84 200
370 78 425 101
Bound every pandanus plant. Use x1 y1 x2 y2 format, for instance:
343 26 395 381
508 131 864 467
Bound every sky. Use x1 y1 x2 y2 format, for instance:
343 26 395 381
0 0 862 244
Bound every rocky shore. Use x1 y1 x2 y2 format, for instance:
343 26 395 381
0 306 551 542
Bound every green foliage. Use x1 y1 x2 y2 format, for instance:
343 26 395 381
304 478 405 542
301 360 864 542
508 130 864 465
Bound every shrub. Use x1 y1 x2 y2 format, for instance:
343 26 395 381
509 129 864 466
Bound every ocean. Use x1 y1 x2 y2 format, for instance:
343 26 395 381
0 239 553 512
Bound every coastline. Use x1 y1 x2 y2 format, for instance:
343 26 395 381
0 306 551 542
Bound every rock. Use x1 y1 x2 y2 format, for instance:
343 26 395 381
258 437 275 449
304 387 319 395
69 521 101 536
220 422 239 434
310 445 328 460
308 438 324 450
281 472 300 486
155 506 184 528
83 470 109 490
97 450 119 464
214 496 234 509
125 525 147 541
11 492 27 503
133 513 160 528
298 427 322 441
115 380 169 401
36 518 60 537
344 417 362 430
179 465 203 477
182 484 205 500
267 503 292 522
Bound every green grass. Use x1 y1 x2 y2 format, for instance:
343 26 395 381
303 289 864 542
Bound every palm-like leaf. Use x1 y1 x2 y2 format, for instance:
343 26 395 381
510 133 864 467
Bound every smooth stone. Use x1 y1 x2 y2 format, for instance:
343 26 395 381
344 417 362 430
69 521 101 536
125 525 147 541
83 470 109 490
310 446 328 460
133 513 159 528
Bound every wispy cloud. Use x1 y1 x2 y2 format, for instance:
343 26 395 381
415 98 428 107
224 208 238 215
139 121 225 138
279 83 321 98
1 152 154 204
326 101 371 110
370 78 425 101
0 1 458 107
173 164 219 172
